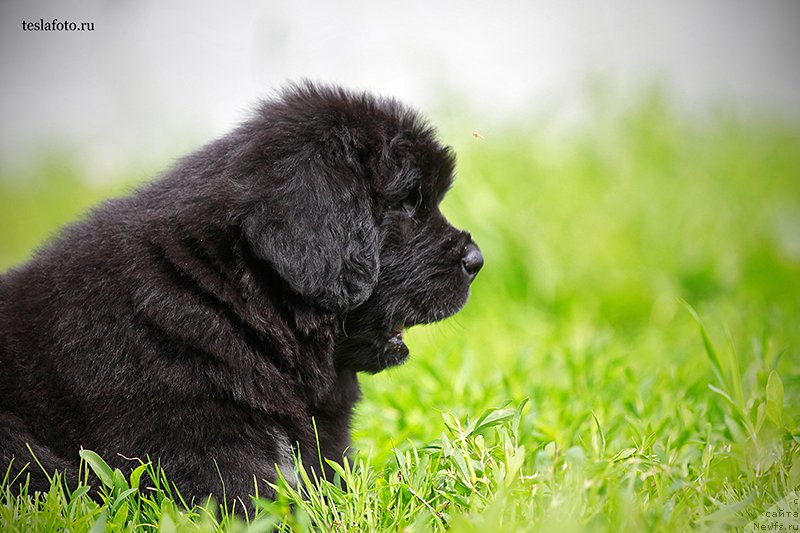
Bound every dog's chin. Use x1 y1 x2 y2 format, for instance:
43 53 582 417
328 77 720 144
371 294 469 373
335 287 471 374
375 325 410 372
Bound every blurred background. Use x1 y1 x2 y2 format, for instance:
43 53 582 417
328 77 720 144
2 0 799 172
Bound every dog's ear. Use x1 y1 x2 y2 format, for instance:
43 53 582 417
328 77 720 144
240 162 379 313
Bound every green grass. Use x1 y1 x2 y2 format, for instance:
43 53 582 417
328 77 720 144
1 90 799 531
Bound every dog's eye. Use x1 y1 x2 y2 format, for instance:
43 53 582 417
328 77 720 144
391 188 421 217
390 189 422 218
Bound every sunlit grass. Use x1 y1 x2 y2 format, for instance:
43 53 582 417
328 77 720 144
1 91 799 531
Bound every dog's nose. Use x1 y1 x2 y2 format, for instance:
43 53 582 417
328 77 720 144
461 243 484 281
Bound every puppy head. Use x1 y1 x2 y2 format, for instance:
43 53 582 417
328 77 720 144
235 82 482 368
333 102 484 373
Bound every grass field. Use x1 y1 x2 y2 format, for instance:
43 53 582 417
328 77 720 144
1 91 799 531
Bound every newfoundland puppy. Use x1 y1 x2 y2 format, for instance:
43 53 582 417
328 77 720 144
0 82 482 504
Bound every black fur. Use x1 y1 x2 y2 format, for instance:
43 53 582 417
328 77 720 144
0 82 482 505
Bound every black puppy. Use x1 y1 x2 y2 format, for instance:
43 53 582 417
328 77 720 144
0 82 482 504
